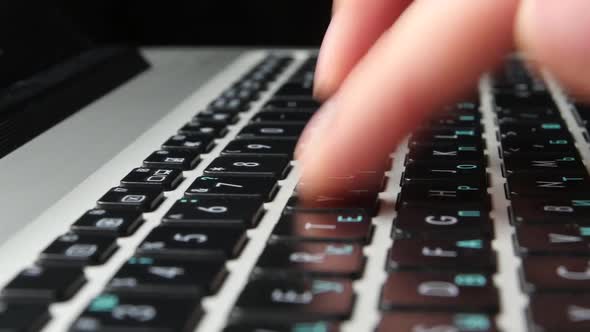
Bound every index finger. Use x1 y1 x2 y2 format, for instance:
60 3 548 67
297 0 518 197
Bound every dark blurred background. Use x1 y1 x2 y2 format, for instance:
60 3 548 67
1 0 331 90
56 0 332 46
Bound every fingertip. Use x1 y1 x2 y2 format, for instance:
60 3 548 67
517 0 590 99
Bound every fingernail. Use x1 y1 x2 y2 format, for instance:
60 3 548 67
295 99 338 160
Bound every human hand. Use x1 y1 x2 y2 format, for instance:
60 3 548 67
296 0 590 197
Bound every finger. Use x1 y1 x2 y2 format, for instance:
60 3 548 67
298 0 518 197
332 0 344 14
516 0 590 100
315 0 412 100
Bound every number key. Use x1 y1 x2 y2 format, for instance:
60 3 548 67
106 256 226 297
163 197 265 228
238 123 304 139
186 176 278 201
204 156 291 178
137 226 247 260
222 139 297 157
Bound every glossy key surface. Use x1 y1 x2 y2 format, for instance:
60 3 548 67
255 242 365 278
186 176 278 201
71 294 202 332
137 226 247 260
232 277 354 323
271 211 372 243
381 271 499 312
162 197 265 228
1 265 86 303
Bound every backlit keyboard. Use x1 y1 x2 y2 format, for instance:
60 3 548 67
1 52 590 332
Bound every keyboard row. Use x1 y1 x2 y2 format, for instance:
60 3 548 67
0 54 302 331
494 58 590 332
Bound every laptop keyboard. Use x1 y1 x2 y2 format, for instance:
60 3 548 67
1 52 590 332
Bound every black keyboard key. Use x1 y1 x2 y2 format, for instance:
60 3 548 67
163 197 265 228
71 294 202 332
393 206 493 239
402 161 487 185
208 96 248 113
287 192 380 216
186 176 278 201
406 143 486 164
298 173 388 193
178 120 228 138
232 277 353 323
496 105 562 121
495 91 554 107
1 265 85 303
510 196 590 225
39 232 118 266
410 128 483 145
0 302 50 332
97 187 164 212
161 134 215 153
499 123 571 140
254 242 365 278
388 238 495 272
522 257 590 293
238 123 305 139
222 139 297 157
251 111 313 124
144 150 200 170
120 167 183 191
271 211 372 243
195 109 239 125
381 271 499 312
274 84 314 98
106 256 226 297
71 209 143 237
445 100 480 112
427 112 482 127
503 153 585 175
264 98 320 111
506 173 590 198
377 312 498 332
137 226 247 260
500 137 577 157
528 294 590 332
515 224 590 256
224 321 339 332
221 87 259 102
204 156 291 178
399 182 489 208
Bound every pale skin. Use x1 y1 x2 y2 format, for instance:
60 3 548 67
296 0 590 197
